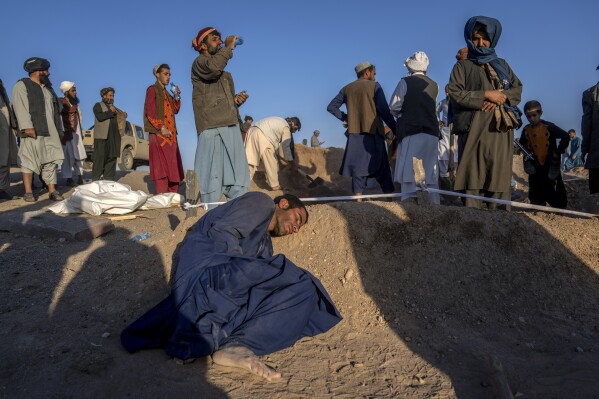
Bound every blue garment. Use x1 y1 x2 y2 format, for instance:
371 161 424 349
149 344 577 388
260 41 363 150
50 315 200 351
340 134 394 193
464 15 521 122
121 192 341 359
327 82 397 132
194 124 249 207
328 81 395 193
564 137 584 170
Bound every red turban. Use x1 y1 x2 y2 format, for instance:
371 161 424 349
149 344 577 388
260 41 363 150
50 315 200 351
192 27 216 51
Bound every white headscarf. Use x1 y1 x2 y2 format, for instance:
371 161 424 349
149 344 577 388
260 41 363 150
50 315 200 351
60 81 75 94
404 51 429 75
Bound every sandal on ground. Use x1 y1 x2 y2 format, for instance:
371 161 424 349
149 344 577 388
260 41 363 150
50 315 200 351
49 191 64 201
23 192 36 202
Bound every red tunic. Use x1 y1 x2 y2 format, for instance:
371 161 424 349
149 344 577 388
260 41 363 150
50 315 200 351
145 86 184 186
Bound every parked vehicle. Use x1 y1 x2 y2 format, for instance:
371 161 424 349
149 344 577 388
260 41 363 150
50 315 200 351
82 121 150 171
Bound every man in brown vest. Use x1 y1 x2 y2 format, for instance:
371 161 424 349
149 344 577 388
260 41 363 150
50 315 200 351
92 87 123 181
327 62 396 197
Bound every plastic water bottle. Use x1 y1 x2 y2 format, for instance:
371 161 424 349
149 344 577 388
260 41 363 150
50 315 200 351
235 37 244 46
169 83 180 100
131 232 152 242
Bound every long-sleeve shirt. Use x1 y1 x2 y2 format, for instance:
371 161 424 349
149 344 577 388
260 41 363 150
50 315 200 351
191 48 240 133
253 116 293 161
327 81 396 133
436 98 449 125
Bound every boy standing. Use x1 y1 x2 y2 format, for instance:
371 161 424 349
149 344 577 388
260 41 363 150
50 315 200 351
519 100 569 208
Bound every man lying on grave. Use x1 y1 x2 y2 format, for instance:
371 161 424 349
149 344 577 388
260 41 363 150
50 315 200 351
121 192 342 381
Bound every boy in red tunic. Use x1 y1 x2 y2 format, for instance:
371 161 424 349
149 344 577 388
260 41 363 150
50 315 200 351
144 64 184 194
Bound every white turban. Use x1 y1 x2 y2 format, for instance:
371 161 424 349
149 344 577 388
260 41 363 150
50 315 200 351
60 81 75 94
404 51 429 74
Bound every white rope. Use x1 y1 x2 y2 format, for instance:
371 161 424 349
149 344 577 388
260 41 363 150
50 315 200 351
183 185 598 218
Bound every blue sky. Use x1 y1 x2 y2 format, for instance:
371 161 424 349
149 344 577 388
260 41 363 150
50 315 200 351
2 0 598 169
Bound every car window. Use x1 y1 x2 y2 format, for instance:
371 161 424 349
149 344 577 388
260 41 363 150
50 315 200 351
135 126 144 140
125 122 133 136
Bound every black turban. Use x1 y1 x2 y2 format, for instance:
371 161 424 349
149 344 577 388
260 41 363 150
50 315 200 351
23 57 50 73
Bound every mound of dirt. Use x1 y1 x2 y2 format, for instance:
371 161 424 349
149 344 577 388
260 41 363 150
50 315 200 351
1 146 598 398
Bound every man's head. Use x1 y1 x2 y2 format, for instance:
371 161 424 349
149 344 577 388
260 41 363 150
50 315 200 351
355 62 375 80
472 23 491 48
269 194 308 237
60 81 78 103
192 27 222 56
286 116 301 133
313 130 320 137
24 57 51 86
100 87 115 105
569 129 577 139
153 64 171 86
456 47 468 61
524 100 543 126
404 51 429 75
244 115 253 124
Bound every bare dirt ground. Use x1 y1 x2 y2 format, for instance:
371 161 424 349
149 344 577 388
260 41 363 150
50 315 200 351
1 145 598 398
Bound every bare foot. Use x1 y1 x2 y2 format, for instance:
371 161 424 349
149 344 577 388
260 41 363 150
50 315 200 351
212 345 281 381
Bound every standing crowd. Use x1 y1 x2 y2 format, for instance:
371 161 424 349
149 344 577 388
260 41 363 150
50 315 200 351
1 14 598 384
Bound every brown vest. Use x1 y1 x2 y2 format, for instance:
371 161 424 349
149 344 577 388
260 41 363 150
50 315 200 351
343 79 384 136
144 81 175 134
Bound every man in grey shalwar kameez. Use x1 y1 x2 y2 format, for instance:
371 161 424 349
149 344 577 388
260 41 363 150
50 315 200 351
12 57 64 202
0 79 19 200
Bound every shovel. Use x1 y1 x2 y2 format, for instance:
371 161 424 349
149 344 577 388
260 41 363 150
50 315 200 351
297 168 324 188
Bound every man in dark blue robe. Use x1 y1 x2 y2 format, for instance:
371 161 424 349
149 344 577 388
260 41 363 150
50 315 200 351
121 192 341 380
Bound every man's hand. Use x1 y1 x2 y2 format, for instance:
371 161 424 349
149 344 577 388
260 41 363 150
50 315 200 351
23 128 36 138
439 121 445 128
481 100 497 112
484 89 507 106
160 126 172 138
235 91 248 106
109 105 116 112
572 155 577 160
225 35 237 50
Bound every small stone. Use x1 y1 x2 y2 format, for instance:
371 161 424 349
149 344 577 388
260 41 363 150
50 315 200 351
576 346 584 353
518 316 525 323
344 269 354 281
101 332 111 339
514 392 525 398
58 237 66 243
405 337 412 342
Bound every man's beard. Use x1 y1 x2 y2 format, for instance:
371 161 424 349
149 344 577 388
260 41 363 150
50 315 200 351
68 95 80 105
207 45 220 55
102 98 114 105
39 74 52 88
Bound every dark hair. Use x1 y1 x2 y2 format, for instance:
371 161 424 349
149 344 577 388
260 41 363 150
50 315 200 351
274 194 309 224
356 65 375 79
244 115 253 122
472 23 489 39
524 100 542 112
203 29 221 44
285 116 301 131
156 64 170 74
568 129 576 134
100 87 115 97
